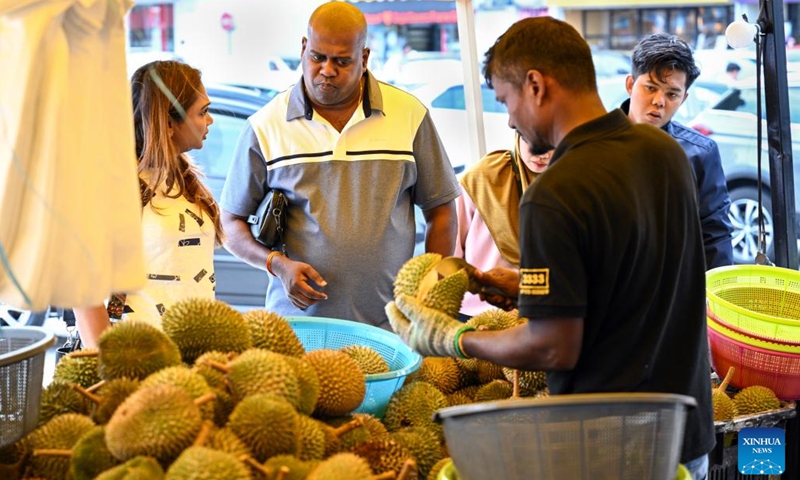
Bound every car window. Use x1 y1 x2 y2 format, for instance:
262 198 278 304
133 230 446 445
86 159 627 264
718 87 800 123
191 110 248 200
429 85 507 114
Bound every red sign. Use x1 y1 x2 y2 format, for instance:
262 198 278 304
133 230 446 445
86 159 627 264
220 12 234 32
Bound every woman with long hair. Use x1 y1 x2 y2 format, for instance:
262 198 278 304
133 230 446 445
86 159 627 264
74 60 221 347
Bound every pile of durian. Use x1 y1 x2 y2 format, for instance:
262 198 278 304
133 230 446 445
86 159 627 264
711 367 784 422
0 253 547 480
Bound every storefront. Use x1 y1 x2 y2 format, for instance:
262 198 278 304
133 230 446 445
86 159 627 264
547 0 734 49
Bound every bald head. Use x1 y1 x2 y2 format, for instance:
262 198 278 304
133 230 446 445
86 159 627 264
308 2 367 49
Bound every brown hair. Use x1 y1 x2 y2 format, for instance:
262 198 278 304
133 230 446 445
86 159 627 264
130 60 223 245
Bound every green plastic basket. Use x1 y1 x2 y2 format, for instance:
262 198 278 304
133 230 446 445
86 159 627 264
287 316 421 419
706 265 800 343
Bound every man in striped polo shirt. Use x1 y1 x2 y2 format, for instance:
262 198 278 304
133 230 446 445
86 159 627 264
220 2 460 330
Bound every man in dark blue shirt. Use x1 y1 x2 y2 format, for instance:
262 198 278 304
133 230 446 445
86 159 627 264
621 33 734 269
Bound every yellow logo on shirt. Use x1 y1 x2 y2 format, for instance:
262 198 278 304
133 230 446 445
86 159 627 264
520 268 549 296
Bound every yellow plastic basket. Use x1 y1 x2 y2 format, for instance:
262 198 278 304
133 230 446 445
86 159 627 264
706 265 800 343
707 313 800 354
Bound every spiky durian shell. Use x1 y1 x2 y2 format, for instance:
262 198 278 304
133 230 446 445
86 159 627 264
141 365 215 421
69 426 120 480
38 380 92 426
53 351 101 388
223 349 300 407
243 309 306 357
263 455 315 480
92 377 141 425
406 357 461 394
733 385 781 416
227 394 300 462
394 253 442 298
94 455 165 479
421 269 468 318
467 308 524 331
306 453 373 480
296 415 327 461
165 446 251 480
474 379 514 402
383 382 448 442
206 426 251 459
712 390 737 422
304 349 366 418
282 355 320 416
502 368 547 396
98 320 182 381
105 384 203 464
351 439 414 477
193 351 232 390
26 413 96 479
161 298 252 364
389 427 443 479
340 345 390 375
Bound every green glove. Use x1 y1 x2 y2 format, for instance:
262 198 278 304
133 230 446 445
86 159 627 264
385 293 475 358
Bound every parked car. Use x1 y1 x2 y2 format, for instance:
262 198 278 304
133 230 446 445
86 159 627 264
408 75 721 176
688 74 800 264
591 50 632 77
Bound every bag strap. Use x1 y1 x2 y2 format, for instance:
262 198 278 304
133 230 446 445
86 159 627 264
106 178 153 319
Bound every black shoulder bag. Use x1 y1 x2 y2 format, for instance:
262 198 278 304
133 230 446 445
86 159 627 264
247 190 288 253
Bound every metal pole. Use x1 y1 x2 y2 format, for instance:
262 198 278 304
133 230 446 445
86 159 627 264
455 0 487 167
760 1 799 477
761 0 798 270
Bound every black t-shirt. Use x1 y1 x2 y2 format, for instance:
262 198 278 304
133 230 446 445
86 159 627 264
518 109 715 463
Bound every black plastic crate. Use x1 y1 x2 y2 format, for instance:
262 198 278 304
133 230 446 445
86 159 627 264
709 432 782 480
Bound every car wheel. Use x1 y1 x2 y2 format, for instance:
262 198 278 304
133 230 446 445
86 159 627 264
0 304 48 327
728 186 773 264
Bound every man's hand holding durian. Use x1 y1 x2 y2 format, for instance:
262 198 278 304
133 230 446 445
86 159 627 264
385 293 475 358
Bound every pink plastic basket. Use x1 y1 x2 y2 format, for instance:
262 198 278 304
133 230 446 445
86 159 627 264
707 324 800 400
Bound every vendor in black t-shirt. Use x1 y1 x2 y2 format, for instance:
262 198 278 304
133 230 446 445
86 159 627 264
385 17 715 479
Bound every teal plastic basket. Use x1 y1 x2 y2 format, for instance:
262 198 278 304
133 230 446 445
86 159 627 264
287 316 422 419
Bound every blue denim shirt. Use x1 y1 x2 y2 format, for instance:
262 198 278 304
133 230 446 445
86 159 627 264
621 100 734 269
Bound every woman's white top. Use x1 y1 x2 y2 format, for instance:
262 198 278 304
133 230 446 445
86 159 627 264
123 184 217 328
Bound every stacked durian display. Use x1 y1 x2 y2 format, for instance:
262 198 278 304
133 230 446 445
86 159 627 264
711 367 784 423
1 255 547 480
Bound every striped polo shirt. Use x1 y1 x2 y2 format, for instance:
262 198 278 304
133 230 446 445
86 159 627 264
220 71 460 329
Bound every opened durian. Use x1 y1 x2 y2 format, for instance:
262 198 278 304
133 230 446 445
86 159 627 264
392 254 469 318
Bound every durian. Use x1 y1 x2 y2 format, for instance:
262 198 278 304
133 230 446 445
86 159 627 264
141 365 215 421
209 348 300 407
26 413 96 479
97 320 182 381
69 426 120 480
93 455 165 479
161 297 252 363
53 351 101 388
474 379 514 402
733 385 781 416
304 349 366 417
164 446 251 480
226 394 300 462
340 345 390 375
306 453 373 480
712 367 737 422
243 309 305 357
105 384 212 464
406 357 461 394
